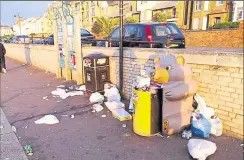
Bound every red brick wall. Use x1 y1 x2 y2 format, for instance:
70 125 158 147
182 21 243 48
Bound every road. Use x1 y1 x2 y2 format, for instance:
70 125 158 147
1 58 243 160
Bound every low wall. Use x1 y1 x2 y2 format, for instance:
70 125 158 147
182 21 243 48
4 44 57 74
4 43 244 140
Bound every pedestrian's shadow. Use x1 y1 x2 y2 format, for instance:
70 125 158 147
24 43 32 65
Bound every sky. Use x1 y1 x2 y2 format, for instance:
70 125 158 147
1 1 52 26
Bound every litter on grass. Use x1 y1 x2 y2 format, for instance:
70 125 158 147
34 115 59 124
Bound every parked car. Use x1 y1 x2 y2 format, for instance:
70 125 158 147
106 22 185 48
80 29 95 45
44 37 54 45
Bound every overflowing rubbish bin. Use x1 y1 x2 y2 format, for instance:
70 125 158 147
133 88 163 137
83 53 110 92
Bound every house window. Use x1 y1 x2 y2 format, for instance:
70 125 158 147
204 1 209 11
237 9 243 20
216 1 224 6
215 17 221 24
195 1 202 11
92 8 95 16
232 2 236 21
172 7 177 18
141 1 147 4
193 18 200 30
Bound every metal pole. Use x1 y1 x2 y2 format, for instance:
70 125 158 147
119 0 123 92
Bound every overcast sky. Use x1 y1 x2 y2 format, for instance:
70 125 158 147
1 1 52 26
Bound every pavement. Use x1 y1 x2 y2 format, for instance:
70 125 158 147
0 58 243 160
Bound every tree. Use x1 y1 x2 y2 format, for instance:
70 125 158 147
95 17 120 36
152 12 167 22
124 17 139 24
91 21 103 36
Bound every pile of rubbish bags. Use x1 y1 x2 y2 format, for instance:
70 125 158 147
89 82 132 121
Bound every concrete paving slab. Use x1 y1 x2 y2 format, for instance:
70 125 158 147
0 109 13 135
0 133 28 160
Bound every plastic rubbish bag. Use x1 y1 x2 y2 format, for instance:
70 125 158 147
106 87 121 102
209 116 222 136
89 92 104 104
191 113 211 138
193 94 215 119
35 115 59 124
136 76 151 88
187 139 217 160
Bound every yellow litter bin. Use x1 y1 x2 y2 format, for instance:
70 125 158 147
133 89 162 137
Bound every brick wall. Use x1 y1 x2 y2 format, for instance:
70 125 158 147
182 21 243 48
4 44 243 140
83 47 243 140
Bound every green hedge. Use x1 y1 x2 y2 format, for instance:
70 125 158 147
209 22 240 29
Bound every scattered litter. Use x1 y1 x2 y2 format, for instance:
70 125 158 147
25 126 28 129
42 96 48 100
111 108 132 121
24 145 33 156
71 115 75 119
241 144 244 147
47 84 50 86
191 113 211 138
75 85 86 91
57 85 65 88
92 110 95 113
92 104 104 112
187 139 217 160
61 115 68 117
69 91 84 97
30 73 32 76
122 124 127 128
34 115 59 124
182 129 192 140
104 101 125 111
155 133 164 138
45 70 49 73
11 126 17 133
167 136 170 138
101 115 106 118
209 115 222 136
89 92 104 104
123 133 131 137
6 86 8 89
22 64 25 66
0 125 3 129
68 86 74 90
57 100 61 103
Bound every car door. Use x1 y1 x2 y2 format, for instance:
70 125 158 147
109 27 120 47
124 25 138 47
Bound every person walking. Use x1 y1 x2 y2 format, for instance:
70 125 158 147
0 42 7 73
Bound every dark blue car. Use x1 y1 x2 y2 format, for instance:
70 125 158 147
106 22 185 48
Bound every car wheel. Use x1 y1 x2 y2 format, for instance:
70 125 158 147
179 44 185 48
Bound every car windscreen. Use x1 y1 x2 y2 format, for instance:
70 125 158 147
80 29 91 36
